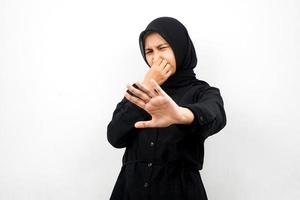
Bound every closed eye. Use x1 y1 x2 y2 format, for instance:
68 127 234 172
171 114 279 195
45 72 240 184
145 45 169 54
160 46 169 50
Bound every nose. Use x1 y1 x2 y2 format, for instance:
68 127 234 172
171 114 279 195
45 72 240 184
152 53 162 64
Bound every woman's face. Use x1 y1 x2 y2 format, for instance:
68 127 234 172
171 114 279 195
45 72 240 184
144 32 176 75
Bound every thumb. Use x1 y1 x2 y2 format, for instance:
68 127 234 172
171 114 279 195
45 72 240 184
135 120 154 128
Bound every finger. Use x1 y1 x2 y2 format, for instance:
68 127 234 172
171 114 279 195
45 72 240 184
124 91 146 109
152 57 163 68
165 69 173 78
127 84 151 103
159 59 168 70
135 81 157 98
162 63 171 73
150 79 166 96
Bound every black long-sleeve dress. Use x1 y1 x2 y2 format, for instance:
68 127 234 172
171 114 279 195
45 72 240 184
107 80 227 200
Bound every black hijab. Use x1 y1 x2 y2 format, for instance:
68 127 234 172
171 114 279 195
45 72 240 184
139 16 199 90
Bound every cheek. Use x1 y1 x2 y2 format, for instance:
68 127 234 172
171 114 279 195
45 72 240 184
170 58 176 69
165 53 176 69
145 55 152 66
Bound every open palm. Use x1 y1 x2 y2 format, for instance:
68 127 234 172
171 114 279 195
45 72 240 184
125 79 181 128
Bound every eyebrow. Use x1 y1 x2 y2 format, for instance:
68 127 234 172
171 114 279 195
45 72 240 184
145 43 169 51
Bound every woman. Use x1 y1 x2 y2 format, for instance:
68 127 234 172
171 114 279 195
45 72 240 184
107 16 227 200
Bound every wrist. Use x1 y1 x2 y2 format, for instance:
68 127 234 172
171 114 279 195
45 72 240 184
142 79 152 89
177 106 195 125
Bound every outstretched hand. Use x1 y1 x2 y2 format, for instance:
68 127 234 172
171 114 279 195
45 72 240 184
124 79 183 128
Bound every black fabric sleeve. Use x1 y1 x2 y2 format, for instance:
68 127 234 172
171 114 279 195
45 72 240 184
176 86 227 140
107 84 150 148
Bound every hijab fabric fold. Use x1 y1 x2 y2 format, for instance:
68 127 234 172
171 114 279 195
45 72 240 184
139 17 199 90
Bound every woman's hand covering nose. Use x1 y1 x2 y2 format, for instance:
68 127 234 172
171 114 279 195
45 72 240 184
125 79 194 128
142 57 173 89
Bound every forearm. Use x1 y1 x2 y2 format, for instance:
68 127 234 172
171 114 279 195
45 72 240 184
176 87 227 139
107 94 151 148
142 80 154 90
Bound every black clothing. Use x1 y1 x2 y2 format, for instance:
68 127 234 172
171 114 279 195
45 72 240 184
107 17 227 200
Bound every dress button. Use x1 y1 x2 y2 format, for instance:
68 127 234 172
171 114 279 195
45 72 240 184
200 116 204 121
144 182 149 187
149 141 155 147
147 162 152 167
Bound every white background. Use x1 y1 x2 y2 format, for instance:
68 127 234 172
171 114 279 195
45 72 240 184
1 0 299 199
